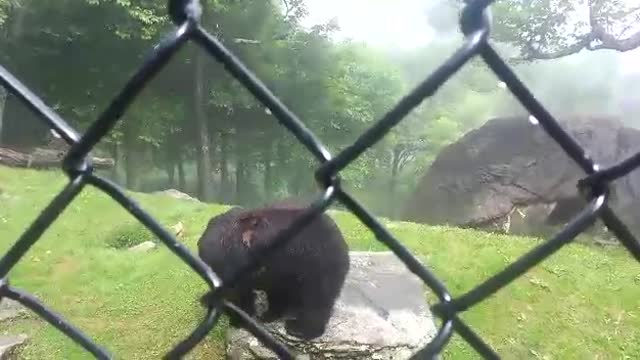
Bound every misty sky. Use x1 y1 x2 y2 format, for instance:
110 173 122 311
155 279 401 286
302 0 435 49
302 0 640 74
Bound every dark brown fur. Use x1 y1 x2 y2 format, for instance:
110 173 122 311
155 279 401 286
197 202 350 340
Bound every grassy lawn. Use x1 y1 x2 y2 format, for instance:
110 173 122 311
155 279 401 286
1 166 639 359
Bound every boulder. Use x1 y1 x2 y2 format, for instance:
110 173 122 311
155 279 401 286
1 298 29 359
127 241 157 252
0 335 28 360
403 114 640 237
154 189 198 202
226 251 438 359
0 334 28 359
0 146 115 170
0 298 26 323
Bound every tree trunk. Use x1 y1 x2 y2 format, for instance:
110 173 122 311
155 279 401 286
177 155 186 192
263 141 273 201
389 147 402 218
235 154 246 205
208 126 221 200
291 159 305 196
124 136 141 191
193 55 213 201
151 144 162 170
167 163 176 188
165 133 177 188
219 131 231 202
124 155 139 190
192 4 214 202
1 5 27 147
275 140 288 194
0 86 7 146
209 125 218 172
111 141 121 183
390 149 400 195
165 152 175 188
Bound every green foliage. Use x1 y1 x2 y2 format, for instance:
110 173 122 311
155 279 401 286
444 1 640 59
106 222 156 249
0 0 18 27
491 1 584 55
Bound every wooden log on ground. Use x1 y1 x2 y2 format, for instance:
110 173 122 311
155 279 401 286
0 147 115 169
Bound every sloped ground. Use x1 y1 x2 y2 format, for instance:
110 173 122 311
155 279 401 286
0 166 639 359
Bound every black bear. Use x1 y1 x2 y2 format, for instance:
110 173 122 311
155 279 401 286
197 201 350 340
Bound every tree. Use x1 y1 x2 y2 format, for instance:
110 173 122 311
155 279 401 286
498 0 640 60
0 0 162 148
2 0 502 215
437 1 640 61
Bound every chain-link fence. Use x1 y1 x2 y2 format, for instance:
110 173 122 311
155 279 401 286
1 0 640 359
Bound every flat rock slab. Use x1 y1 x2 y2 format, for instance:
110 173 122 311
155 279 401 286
0 299 27 323
0 334 28 359
226 251 438 359
127 241 158 253
153 189 198 202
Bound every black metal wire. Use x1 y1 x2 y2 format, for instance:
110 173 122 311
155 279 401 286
1 0 639 358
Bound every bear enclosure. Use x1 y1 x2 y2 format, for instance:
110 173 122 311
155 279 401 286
2 0 640 359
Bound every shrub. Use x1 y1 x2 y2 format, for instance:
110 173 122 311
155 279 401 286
105 222 156 249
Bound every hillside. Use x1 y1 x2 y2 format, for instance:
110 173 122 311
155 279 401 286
0 166 639 359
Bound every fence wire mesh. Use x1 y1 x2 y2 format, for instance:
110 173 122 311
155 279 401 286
1 0 640 359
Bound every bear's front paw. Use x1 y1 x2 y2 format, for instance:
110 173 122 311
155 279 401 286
284 319 324 341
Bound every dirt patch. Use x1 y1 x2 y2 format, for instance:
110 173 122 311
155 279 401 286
52 256 81 277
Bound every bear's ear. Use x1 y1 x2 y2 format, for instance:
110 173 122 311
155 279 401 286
238 214 266 247
241 228 255 247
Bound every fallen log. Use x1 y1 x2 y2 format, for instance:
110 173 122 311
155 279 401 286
0 147 115 169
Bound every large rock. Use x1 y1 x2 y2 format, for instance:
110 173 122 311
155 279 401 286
226 251 438 359
154 189 198 202
0 334 28 359
1 299 29 359
127 241 157 253
0 146 114 170
403 114 640 236
0 298 26 323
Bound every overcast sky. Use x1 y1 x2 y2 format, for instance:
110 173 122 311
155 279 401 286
301 0 436 49
301 0 640 74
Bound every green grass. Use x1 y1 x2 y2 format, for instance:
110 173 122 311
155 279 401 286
1 166 639 359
